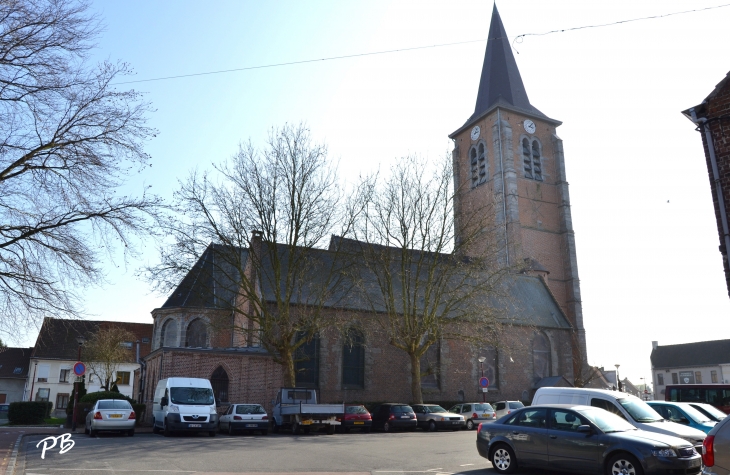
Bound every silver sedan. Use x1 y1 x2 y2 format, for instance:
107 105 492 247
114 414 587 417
85 399 136 436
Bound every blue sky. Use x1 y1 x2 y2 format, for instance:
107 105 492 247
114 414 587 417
19 0 730 385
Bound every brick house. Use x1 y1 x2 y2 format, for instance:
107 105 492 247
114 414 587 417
140 4 587 420
683 71 730 298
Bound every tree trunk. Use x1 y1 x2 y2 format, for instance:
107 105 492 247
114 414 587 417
410 352 423 404
282 348 296 387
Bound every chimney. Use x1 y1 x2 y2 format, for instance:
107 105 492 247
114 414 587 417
652 341 658 350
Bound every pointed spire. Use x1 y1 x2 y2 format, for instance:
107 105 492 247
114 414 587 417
474 4 532 115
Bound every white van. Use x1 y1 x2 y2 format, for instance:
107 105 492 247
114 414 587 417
152 377 218 437
532 387 706 450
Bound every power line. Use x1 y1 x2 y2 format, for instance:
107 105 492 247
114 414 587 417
114 3 730 86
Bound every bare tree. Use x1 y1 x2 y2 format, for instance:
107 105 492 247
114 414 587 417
345 155 513 404
148 123 359 386
0 0 161 338
84 326 137 391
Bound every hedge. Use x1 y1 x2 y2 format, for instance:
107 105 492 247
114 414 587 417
79 391 135 404
8 401 53 425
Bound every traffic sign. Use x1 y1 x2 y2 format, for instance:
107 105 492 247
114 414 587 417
73 362 86 377
479 376 489 388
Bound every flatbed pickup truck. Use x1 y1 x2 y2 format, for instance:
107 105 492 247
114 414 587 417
271 388 344 435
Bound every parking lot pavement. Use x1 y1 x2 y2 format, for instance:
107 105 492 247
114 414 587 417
0 427 63 475
14 430 561 475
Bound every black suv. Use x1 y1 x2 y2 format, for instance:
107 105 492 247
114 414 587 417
371 403 417 432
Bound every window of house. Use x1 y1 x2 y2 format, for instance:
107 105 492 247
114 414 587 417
342 328 365 389
0 394 6 403
36 364 50 382
59 369 70 383
522 138 543 181
532 332 551 384
13 367 22 374
56 393 69 410
36 388 50 402
672 373 678 384
657 373 664 386
185 318 207 348
295 333 320 388
420 342 440 389
161 319 178 347
142 337 150 343
695 371 702 384
119 341 132 349
711 370 718 383
210 366 229 403
116 371 131 385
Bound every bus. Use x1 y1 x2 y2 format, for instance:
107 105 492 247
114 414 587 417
665 384 730 414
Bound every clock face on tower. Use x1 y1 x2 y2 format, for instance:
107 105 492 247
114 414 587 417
523 119 536 134
470 126 480 141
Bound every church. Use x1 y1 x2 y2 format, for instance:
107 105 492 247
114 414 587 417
139 5 586 418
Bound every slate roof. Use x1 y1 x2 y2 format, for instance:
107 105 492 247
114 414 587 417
450 5 560 138
161 235 571 330
650 339 730 369
32 318 154 361
0 347 33 379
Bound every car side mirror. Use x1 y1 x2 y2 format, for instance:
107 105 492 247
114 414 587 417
577 425 592 433
161 397 168 407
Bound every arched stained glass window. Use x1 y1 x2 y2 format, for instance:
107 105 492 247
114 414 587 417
342 329 364 389
295 333 319 388
210 366 229 403
421 342 440 389
532 332 551 384
185 318 208 348
160 319 178 347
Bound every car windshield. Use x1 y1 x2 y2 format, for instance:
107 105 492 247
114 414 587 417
692 404 726 421
170 387 215 405
424 405 447 413
235 405 266 414
97 400 132 410
346 406 369 414
392 405 413 413
618 398 663 422
676 404 712 423
578 408 637 433
509 402 524 409
475 404 493 411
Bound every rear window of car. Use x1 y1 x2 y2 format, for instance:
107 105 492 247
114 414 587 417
475 404 493 411
509 402 524 409
97 400 132 410
392 405 413 413
235 405 266 414
346 405 369 414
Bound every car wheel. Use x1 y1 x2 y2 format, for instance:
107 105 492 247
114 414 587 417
89 426 97 438
383 422 391 433
127 429 135 437
228 423 234 436
292 422 300 435
466 419 475 430
84 422 90 435
163 421 171 437
152 418 160 434
490 444 517 474
606 453 643 475
428 420 437 432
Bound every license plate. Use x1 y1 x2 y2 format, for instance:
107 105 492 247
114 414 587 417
188 424 201 428
354 421 364 425
301 420 312 425
482 414 489 417
688 459 701 468
401 415 409 418
109 414 122 418
452 421 460 424
245 424 257 427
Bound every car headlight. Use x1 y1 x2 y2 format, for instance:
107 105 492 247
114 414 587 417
168 405 179 413
210 407 217 414
651 448 677 457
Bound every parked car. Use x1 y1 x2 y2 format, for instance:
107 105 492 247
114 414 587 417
492 400 524 419
218 404 268 435
648 401 717 434
690 402 728 422
370 403 417 432
85 399 136 437
450 402 496 430
703 411 730 475
477 403 702 475
533 387 707 453
337 405 372 433
411 404 465 431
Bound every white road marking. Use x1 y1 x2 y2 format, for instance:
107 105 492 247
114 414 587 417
459 464 474 467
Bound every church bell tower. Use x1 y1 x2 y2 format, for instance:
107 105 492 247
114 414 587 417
449 5 586 359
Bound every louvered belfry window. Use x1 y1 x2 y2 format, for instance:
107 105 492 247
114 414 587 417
470 143 488 187
523 138 542 181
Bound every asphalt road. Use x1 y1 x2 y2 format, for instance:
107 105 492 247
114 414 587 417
16 428 513 475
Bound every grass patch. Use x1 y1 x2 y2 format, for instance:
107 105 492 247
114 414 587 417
44 417 66 425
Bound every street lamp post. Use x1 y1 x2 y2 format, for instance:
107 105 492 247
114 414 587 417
72 336 85 431
478 356 486 402
615 364 621 392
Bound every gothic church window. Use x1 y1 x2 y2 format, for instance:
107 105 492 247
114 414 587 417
532 332 551 384
185 318 208 348
342 328 365 389
482 346 499 389
522 138 543 181
295 333 320 388
470 143 488 187
421 342 440 389
210 366 229 403
160 319 178 347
